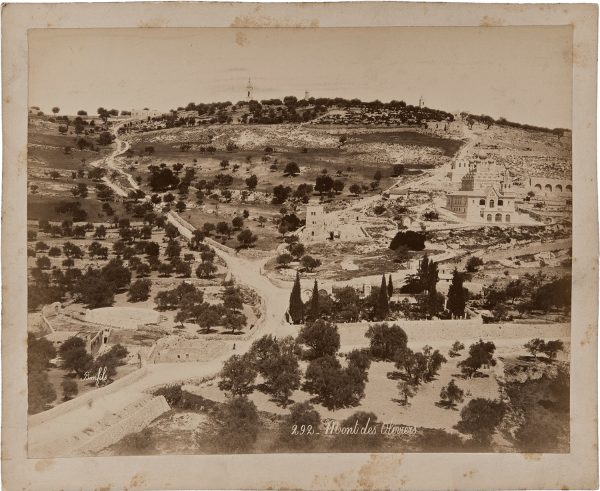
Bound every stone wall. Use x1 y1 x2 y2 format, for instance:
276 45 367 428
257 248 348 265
85 307 160 330
28 366 149 428
76 395 170 455
334 319 570 350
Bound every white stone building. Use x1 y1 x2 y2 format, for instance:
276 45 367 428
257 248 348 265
450 153 498 185
445 161 526 224
300 204 367 242
131 108 163 119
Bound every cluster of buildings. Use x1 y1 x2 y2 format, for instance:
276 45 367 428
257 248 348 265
445 159 523 224
130 108 164 119
445 153 573 224
46 328 112 358
300 203 368 242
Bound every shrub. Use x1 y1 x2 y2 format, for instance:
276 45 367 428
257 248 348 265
448 341 465 357
416 428 464 452
458 340 496 378
120 428 155 454
154 384 183 407
389 231 426 251
466 256 484 272
217 397 260 453
366 323 408 361
454 398 505 445
277 402 321 450
61 378 78 401
128 279 152 302
439 379 464 408
303 355 366 410
297 319 340 359
218 354 257 396
330 411 383 451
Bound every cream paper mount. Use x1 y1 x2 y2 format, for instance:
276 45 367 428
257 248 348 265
2 2 598 490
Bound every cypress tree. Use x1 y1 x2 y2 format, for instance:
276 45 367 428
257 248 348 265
289 271 304 324
309 279 320 319
426 261 439 292
426 262 440 317
387 274 394 298
417 255 430 292
446 268 466 318
377 274 389 320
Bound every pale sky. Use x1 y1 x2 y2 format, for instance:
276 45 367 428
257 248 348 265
29 26 572 128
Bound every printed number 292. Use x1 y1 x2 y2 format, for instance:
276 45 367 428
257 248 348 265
291 424 315 435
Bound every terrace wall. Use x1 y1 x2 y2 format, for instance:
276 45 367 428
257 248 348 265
28 366 149 428
335 319 570 349
76 395 170 455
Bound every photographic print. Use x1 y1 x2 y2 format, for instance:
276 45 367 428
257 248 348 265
3 3 598 490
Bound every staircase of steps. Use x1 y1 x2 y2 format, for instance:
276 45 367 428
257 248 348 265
29 393 155 457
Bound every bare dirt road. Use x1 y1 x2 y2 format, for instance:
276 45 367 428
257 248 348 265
28 122 296 457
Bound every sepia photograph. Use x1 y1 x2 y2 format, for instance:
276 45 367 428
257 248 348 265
2 2 598 490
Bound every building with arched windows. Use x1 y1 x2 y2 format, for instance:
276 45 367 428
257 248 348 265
446 186 519 223
526 176 572 201
445 160 529 224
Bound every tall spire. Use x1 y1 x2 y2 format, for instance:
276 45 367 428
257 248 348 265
246 77 254 102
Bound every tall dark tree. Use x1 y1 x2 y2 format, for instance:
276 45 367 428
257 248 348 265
376 275 389 320
446 268 467 318
309 279 320 319
425 261 441 317
418 255 430 291
288 271 304 324
387 274 394 298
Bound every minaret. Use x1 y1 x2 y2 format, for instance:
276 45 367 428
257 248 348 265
246 78 254 102
501 167 512 192
304 90 310 101
418 96 424 108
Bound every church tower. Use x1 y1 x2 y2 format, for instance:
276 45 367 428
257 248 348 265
246 78 254 102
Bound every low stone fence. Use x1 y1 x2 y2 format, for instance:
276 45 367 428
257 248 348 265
169 211 273 258
334 319 570 350
28 366 149 428
76 395 170 455
239 249 273 259
206 237 236 255
166 211 194 239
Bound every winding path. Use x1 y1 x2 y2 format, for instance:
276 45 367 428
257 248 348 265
29 120 559 457
29 120 295 457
